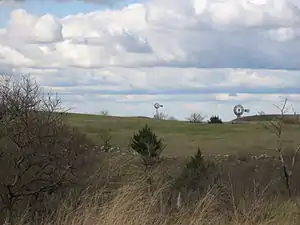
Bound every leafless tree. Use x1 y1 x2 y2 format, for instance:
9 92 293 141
0 74 100 224
262 98 300 198
187 112 205 123
153 112 168 120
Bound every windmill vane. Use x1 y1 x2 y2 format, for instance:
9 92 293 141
154 102 163 109
233 104 250 118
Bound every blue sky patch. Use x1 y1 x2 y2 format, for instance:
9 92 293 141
0 0 144 27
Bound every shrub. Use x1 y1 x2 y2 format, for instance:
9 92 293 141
153 112 168 120
100 129 113 152
0 74 100 224
208 115 223 124
130 124 166 171
173 148 218 208
187 112 205 123
262 98 300 198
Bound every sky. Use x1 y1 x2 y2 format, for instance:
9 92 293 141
1 0 300 121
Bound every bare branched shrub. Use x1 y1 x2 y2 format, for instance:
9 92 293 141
187 112 205 123
100 129 113 152
153 112 168 120
261 98 300 198
0 74 100 224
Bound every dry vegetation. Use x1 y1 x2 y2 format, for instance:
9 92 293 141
37 179 300 225
1 74 300 225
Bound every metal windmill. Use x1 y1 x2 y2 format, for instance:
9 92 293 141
233 104 250 119
153 102 163 119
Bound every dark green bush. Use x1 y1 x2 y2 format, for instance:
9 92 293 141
208 115 223 124
130 124 166 171
174 148 217 193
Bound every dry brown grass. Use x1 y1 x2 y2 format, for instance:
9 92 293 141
14 178 299 225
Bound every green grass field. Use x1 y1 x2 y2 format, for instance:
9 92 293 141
66 113 300 157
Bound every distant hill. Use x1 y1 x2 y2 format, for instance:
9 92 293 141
232 114 300 124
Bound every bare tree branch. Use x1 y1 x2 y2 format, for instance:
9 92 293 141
262 98 300 199
0 74 101 224
187 112 205 123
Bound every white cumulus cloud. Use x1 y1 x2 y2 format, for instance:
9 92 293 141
6 9 63 43
1 0 300 120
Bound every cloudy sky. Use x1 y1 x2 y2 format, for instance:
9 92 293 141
1 0 300 121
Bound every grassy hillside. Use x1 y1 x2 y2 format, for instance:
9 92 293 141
66 113 300 157
234 114 300 123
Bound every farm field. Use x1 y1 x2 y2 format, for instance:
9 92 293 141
66 113 300 157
